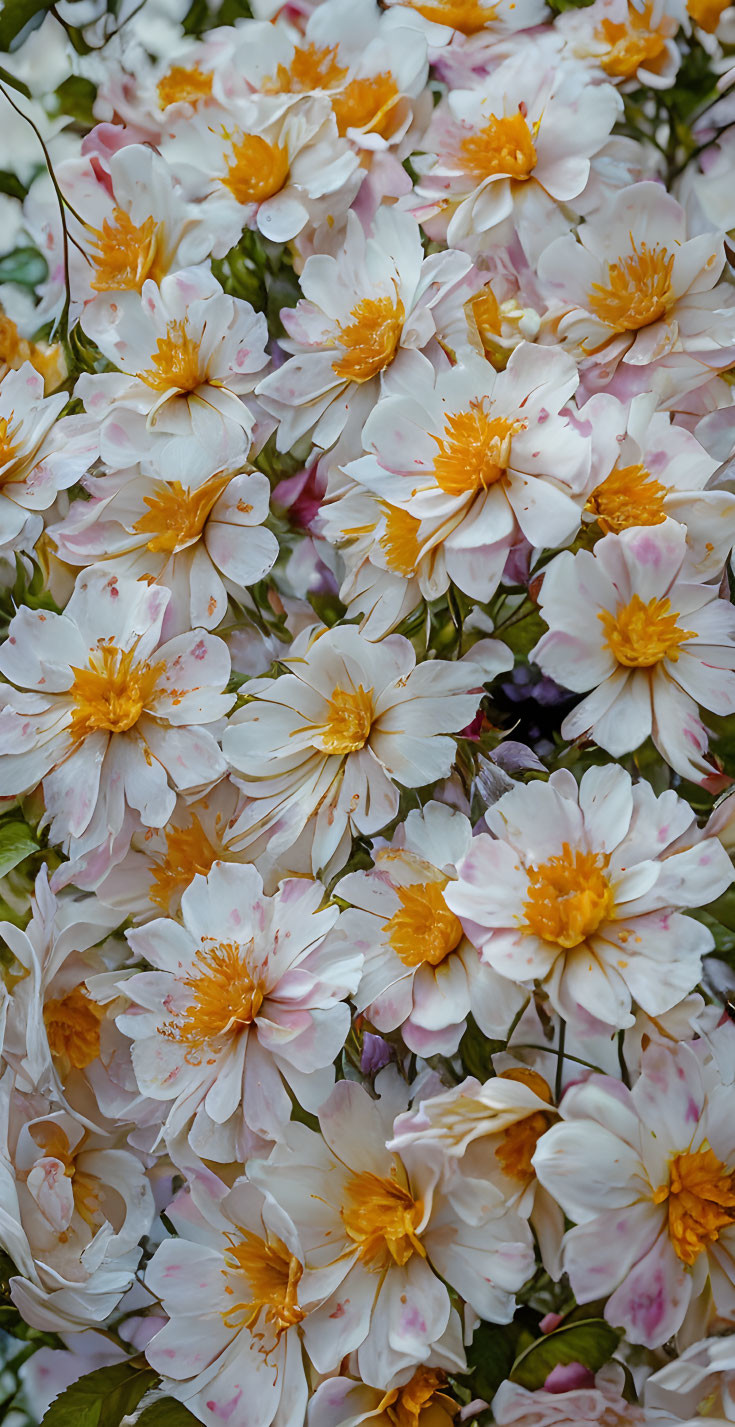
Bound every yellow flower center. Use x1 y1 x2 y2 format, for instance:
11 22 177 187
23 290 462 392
88 208 162 294
132 472 232 554
379 1368 458 1427
0 315 63 393
585 461 668 535
599 594 695 667
157 63 213 109
687 0 729 30
220 132 290 205
495 1068 554 1184
386 879 464 968
70 643 165 742
332 72 400 137
523 844 614 949
332 295 405 383
149 815 222 913
403 0 499 32
263 42 348 93
588 240 674 332
597 3 668 78
139 320 204 393
222 1230 304 1337
0 412 20 471
31 1123 103 1236
315 684 374 755
457 111 538 181
653 1147 735 1265
432 403 523 496
342 1167 425 1271
379 504 422 576
160 941 264 1051
43 987 106 1070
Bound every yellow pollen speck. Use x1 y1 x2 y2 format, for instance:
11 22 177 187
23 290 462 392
457 110 538 181
432 402 524 497
522 844 614 949
585 462 668 534
69 642 165 742
588 238 674 332
342 1167 425 1271
133 472 232 553
386 878 463 968
332 295 405 383
653 1146 735 1265
599 594 695 667
43 986 106 1070
220 131 290 205
222 1230 304 1337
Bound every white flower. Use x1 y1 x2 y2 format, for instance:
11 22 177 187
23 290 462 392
327 344 590 637
337 800 526 1055
308 1366 463 1427
531 521 735 783
146 1172 311 1427
256 208 471 454
491 1365 645 1426
0 1075 153 1333
557 0 683 92
533 1036 735 1347
446 764 733 1028
50 431 278 633
75 268 269 465
0 566 233 857
250 1073 534 1386
577 390 735 580
538 181 735 395
0 364 96 555
412 50 622 249
222 623 511 875
644 1335 735 1421
118 860 361 1159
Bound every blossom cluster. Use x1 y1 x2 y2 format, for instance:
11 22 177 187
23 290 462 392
0 0 735 1424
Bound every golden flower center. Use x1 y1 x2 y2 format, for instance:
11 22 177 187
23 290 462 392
386 878 464 968
379 504 421 576
31 1123 103 1235
599 594 695 668
380 1368 458 1427
88 208 162 293
687 0 729 30
495 1068 554 1184
588 240 674 332
404 0 499 33
263 42 348 94
523 844 614 949
43 986 105 1070
222 1230 304 1337
69 643 164 741
332 295 405 383
457 111 538 182
597 5 668 79
160 941 264 1050
585 461 667 534
332 72 400 137
157 63 213 110
0 412 20 471
316 683 374 755
139 320 204 394
0 315 62 392
653 1147 735 1265
149 815 222 913
221 132 290 205
433 404 523 496
342 1168 425 1271
133 472 232 554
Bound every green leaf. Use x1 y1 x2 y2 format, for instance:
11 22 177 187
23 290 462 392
465 1319 522 1403
0 245 48 288
0 65 32 99
0 821 37 877
0 169 27 199
40 1361 156 1427
509 1318 621 1390
459 1014 503 1081
54 75 97 126
0 0 56 51
136 1400 201 1427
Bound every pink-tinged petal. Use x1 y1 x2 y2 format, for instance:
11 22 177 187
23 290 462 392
603 1230 691 1347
